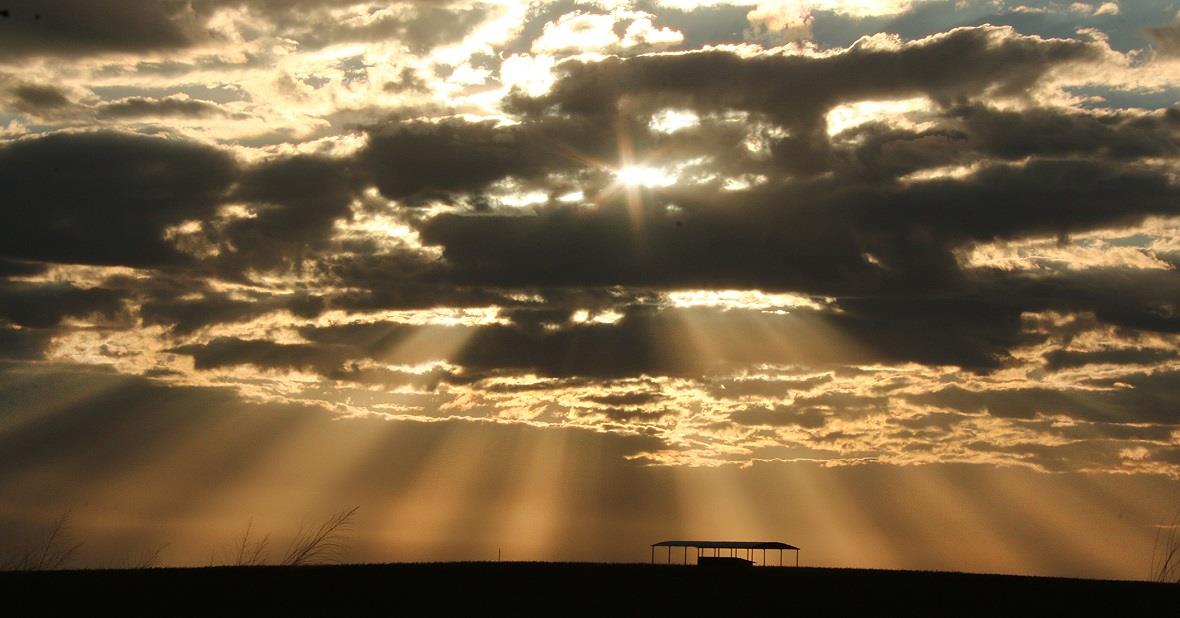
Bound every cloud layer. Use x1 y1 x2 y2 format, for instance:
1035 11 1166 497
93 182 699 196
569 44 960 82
1 0 1179 481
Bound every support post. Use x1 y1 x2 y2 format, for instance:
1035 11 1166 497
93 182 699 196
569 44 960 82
651 546 654 564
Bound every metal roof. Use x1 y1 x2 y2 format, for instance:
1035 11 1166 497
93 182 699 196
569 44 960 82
651 540 798 550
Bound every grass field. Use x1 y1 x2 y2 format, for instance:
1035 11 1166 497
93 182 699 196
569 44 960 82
3 562 1178 616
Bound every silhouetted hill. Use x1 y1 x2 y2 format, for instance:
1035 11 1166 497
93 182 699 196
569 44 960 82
3 562 1177 616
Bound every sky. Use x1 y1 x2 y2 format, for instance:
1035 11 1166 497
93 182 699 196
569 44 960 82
2 0 1180 578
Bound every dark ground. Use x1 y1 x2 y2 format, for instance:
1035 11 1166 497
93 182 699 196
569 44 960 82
2 562 1177 616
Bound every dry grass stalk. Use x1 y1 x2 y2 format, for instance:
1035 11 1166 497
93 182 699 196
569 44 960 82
281 506 359 567
1152 510 1180 583
3 511 82 571
231 518 270 566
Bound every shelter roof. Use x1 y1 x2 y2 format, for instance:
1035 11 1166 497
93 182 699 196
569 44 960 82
651 540 798 550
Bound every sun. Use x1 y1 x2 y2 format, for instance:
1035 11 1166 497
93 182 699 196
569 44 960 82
615 165 677 188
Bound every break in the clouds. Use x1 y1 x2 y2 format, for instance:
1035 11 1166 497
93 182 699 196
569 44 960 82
2 0 1180 573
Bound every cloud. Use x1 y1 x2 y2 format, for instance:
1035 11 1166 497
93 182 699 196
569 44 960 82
217 154 362 272
0 0 485 59
360 117 615 204
708 374 833 398
531 11 684 54
0 327 54 360
1147 19 1180 56
253 2 493 52
0 259 46 279
731 403 830 428
0 131 237 267
10 84 72 110
909 371 1180 425
95 96 233 120
0 281 126 329
0 0 203 58
516 26 1103 124
1044 348 1180 370
139 289 324 335
174 337 354 374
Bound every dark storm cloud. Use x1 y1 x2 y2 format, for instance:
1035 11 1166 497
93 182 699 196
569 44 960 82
174 337 354 374
0 327 52 360
297 321 422 351
171 331 468 389
0 276 128 362
0 259 45 279
139 289 324 335
909 371 1180 424
942 104 1180 160
0 131 373 277
834 104 1180 181
418 159 1179 291
10 84 71 109
362 120 539 202
823 269 1180 370
1006 269 1180 335
0 77 84 121
216 154 363 273
1043 348 1180 371
0 131 237 267
0 281 125 328
0 0 201 58
95 96 232 120
0 0 478 59
731 404 829 428
316 278 511 315
361 116 619 204
176 319 492 380
512 25 1103 171
448 313 700 378
525 25 1102 113
825 294 1032 369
